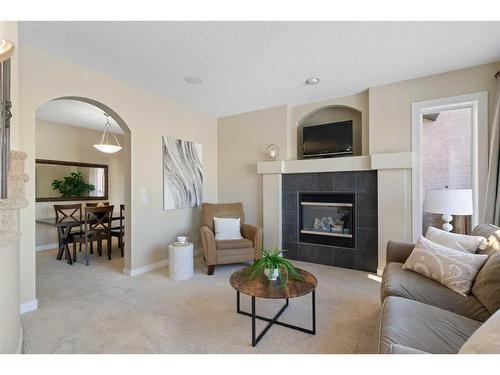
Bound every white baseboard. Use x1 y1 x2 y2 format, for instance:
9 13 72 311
17 323 23 354
377 268 384 276
20 299 38 314
123 259 168 277
122 248 201 277
36 243 58 252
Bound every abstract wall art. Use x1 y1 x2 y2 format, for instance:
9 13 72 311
162 136 203 210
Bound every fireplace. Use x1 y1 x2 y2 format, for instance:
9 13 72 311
281 171 377 272
299 192 354 248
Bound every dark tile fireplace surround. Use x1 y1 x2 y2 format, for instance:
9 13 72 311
282 170 378 272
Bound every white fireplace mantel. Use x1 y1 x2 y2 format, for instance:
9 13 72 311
257 152 413 275
257 152 412 175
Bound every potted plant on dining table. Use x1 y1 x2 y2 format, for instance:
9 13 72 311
247 247 303 287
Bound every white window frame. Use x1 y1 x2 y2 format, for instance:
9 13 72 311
411 91 488 240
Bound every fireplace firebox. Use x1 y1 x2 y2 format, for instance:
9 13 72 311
299 192 355 248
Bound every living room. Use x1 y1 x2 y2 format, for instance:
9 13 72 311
1 1 500 373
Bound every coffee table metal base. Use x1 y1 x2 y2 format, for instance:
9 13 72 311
236 290 316 347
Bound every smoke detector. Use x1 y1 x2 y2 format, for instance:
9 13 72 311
305 77 320 85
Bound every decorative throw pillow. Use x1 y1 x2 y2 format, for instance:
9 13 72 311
403 236 488 296
213 217 242 240
471 251 500 314
425 226 487 253
459 309 500 354
471 224 500 255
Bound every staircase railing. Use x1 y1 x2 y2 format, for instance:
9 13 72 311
0 40 14 199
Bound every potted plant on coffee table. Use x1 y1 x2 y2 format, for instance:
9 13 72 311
247 247 303 287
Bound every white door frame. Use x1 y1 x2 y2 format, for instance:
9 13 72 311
411 91 488 241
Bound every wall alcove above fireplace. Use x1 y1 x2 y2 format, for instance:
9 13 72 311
297 105 363 159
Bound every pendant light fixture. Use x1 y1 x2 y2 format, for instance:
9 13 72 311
93 113 122 153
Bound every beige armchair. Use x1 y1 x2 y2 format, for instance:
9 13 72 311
200 202 262 275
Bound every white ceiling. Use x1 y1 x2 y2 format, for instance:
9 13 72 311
36 99 124 134
21 21 500 117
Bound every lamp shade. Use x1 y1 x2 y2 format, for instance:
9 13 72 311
423 189 473 215
93 113 122 154
93 144 122 153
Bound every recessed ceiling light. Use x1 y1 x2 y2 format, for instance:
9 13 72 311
305 77 320 86
184 76 203 84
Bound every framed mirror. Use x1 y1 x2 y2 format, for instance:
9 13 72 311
35 159 108 202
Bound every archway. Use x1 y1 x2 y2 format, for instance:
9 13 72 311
34 96 132 272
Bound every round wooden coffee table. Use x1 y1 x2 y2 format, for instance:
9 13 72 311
230 267 318 347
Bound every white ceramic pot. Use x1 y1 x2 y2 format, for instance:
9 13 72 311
264 268 279 281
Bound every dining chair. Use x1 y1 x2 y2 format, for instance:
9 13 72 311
85 202 110 207
84 203 109 253
73 205 114 265
111 204 125 257
53 203 83 261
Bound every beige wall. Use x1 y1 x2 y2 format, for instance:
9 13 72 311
217 105 288 227
19 46 217 305
35 119 126 248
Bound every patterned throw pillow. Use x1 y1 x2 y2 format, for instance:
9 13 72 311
425 226 487 253
403 236 488 296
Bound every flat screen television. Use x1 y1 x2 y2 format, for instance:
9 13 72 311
302 120 353 159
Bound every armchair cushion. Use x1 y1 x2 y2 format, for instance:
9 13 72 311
216 238 253 250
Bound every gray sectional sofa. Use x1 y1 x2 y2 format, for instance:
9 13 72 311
378 224 500 354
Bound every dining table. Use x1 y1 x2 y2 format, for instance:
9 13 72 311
36 214 124 265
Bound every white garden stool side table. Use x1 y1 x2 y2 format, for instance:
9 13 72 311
168 242 194 280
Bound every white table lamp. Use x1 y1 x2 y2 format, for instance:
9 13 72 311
423 189 473 232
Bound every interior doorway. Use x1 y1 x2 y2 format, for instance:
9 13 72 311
411 92 488 240
34 97 131 272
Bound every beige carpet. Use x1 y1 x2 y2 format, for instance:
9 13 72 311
21 246 381 353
